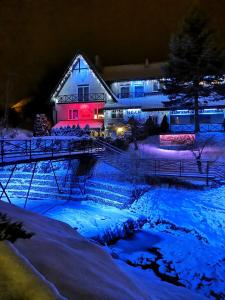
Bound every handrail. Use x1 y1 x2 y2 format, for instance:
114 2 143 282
0 138 104 165
94 140 125 155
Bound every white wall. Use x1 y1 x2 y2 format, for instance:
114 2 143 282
104 109 169 127
58 55 113 102
110 80 161 96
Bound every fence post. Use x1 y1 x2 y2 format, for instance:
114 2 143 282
29 140 32 159
206 161 209 187
51 139 54 158
1 140 3 163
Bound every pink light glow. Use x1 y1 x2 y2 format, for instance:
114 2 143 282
160 134 195 146
55 102 104 129
53 120 103 129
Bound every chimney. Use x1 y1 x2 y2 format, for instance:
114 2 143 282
145 58 149 68
94 54 102 71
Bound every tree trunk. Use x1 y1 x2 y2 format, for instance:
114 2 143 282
194 85 200 133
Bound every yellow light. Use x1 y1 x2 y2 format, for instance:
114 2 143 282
116 127 124 134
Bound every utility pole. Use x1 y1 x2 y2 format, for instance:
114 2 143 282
3 73 17 132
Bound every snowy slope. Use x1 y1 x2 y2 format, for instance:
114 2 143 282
128 187 225 298
0 201 207 300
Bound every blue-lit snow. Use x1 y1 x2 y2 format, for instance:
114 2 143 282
2 132 225 298
8 184 225 298
114 187 225 298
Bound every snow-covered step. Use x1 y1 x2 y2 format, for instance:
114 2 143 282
86 194 124 208
85 186 130 204
86 180 132 196
6 190 85 201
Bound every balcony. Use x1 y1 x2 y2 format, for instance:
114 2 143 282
117 91 162 99
57 93 106 104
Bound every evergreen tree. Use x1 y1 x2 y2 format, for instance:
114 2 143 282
145 116 158 135
128 116 139 150
163 7 225 132
33 114 51 136
160 115 169 133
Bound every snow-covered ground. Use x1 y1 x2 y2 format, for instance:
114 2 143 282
108 186 225 299
1 132 225 298
131 133 225 161
7 183 225 299
0 201 206 300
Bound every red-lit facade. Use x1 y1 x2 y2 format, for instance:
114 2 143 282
55 102 104 129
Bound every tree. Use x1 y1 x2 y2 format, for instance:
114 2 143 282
160 115 169 133
145 116 158 135
128 117 139 150
188 135 219 173
33 114 51 136
163 7 225 133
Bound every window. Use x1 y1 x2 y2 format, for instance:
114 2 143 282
68 109 78 120
153 81 160 92
120 86 130 98
78 85 89 101
117 110 123 118
134 85 144 97
111 110 123 119
98 108 104 119
111 110 117 118
94 108 104 119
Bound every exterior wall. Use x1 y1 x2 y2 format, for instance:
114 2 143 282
56 102 104 122
169 108 225 132
104 108 169 128
110 80 161 97
58 55 113 102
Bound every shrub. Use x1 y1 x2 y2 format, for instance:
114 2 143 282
0 213 34 243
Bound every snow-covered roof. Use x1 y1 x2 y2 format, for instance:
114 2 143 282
104 94 170 110
102 61 166 82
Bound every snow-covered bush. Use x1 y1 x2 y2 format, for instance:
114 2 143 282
51 125 91 137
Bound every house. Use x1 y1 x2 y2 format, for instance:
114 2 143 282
50 52 225 134
51 53 117 131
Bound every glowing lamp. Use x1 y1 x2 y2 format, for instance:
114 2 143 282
116 127 124 135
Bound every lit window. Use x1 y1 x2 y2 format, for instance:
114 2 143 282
134 85 144 97
98 108 104 119
68 109 78 120
153 81 160 92
94 108 104 119
120 86 130 98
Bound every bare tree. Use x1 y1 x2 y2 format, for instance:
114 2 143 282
189 135 216 173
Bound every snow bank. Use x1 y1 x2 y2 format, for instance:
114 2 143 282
130 187 225 298
0 241 65 299
0 201 207 300
0 201 150 300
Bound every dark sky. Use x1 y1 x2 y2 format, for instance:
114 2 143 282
0 0 225 105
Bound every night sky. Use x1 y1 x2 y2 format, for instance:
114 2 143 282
0 0 225 105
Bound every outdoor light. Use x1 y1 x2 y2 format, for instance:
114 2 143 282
116 127 124 134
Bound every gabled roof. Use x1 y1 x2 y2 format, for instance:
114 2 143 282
51 52 117 102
